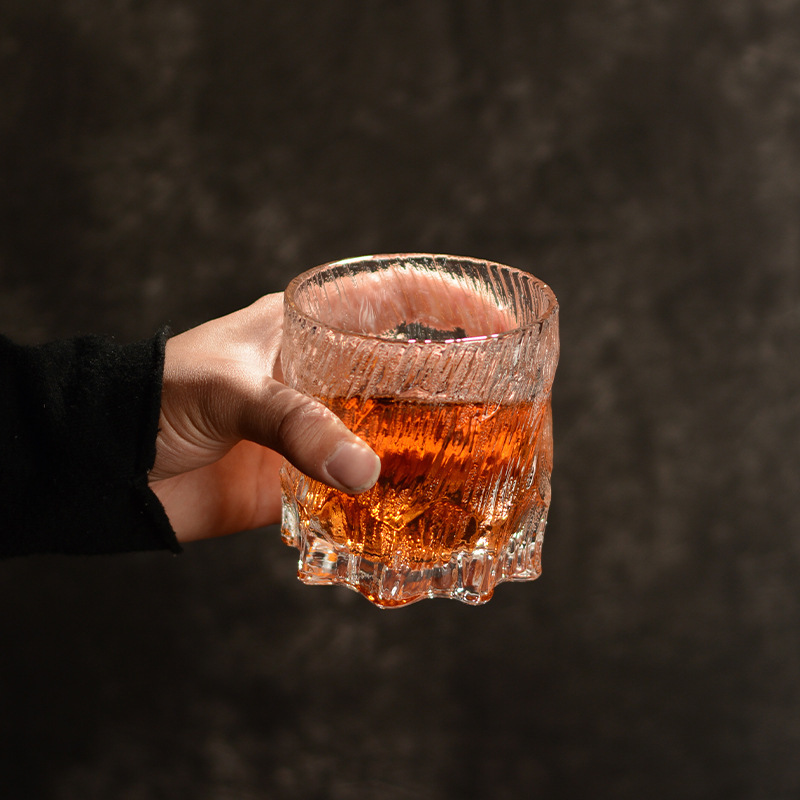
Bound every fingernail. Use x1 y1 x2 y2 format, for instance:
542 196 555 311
325 441 381 493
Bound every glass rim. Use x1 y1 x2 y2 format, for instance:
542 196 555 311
284 253 559 345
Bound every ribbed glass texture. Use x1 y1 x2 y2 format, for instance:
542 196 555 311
280 254 559 607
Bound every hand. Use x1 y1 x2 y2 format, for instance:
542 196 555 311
148 293 381 543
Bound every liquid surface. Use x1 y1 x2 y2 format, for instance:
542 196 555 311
290 396 551 565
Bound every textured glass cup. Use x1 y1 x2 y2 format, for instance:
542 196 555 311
280 254 559 608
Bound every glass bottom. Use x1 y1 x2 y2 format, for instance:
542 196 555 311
280 493 549 608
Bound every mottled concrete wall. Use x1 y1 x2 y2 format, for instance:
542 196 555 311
2 2 799 798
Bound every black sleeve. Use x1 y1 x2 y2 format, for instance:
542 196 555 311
0 329 182 558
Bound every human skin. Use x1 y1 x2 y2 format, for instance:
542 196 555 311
148 293 381 543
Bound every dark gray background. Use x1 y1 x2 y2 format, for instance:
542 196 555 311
1 2 799 798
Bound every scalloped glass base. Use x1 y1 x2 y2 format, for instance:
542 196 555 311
281 494 549 608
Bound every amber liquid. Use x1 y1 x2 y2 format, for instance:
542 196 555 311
293 396 551 566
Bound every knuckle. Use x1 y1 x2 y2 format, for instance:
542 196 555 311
261 383 339 456
276 396 335 450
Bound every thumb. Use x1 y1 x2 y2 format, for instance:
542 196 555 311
238 379 381 494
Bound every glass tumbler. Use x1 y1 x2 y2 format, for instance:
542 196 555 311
280 254 559 608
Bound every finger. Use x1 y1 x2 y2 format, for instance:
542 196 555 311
237 379 381 494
